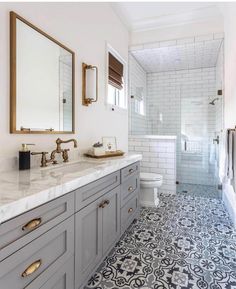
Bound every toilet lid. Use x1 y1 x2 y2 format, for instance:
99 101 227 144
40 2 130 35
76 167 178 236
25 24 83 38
140 172 163 181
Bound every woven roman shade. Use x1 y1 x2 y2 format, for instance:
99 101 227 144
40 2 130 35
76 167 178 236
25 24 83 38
108 52 124 90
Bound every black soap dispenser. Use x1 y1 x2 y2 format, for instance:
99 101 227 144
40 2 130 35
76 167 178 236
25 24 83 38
19 144 35 170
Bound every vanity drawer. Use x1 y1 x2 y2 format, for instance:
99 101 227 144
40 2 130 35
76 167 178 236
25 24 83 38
75 171 120 211
121 175 139 206
0 216 74 289
25 256 74 289
121 195 139 233
0 192 74 261
121 162 140 183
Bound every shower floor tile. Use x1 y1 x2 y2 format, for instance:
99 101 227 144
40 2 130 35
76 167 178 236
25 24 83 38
84 194 236 289
177 183 221 199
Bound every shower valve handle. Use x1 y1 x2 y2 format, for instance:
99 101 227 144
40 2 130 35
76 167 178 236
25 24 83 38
213 136 219 145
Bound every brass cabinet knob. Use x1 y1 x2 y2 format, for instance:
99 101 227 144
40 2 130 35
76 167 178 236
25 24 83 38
128 208 133 213
21 259 42 277
22 218 42 231
99 200 110 209
128 186 133 192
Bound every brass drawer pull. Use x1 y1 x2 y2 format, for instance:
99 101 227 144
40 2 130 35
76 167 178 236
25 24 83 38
21 259 42 277
99 200 110 209
129 168 134 174
128 186 133 192
22 218 42 231
128 208 133 213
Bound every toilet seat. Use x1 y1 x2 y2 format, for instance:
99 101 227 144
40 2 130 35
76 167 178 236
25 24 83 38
140 172 163 182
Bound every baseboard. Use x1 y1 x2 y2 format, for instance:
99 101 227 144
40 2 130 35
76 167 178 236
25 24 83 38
140 200 158 208
222 183 236 228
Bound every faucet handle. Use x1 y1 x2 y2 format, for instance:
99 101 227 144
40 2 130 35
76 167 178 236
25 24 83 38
62 149 70 163
31 152 49 167
31 152 48 156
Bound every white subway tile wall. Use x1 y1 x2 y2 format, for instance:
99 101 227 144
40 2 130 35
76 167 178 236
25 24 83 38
146 67 217 186
129 36 224 187
129 136 176 194
215 43 224 134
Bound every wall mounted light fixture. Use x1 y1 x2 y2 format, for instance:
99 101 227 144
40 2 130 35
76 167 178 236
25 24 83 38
82 62 98 106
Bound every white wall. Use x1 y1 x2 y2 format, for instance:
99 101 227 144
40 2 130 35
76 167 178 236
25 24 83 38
130 19 224 46
0 2 129 169
221 4 236 226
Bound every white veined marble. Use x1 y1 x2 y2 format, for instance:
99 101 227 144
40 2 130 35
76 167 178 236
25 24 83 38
0 154 142 224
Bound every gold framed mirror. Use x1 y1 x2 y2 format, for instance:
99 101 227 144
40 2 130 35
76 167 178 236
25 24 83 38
10 11 75 134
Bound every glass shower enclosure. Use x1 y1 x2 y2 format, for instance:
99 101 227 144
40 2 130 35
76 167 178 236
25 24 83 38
129 37 224 198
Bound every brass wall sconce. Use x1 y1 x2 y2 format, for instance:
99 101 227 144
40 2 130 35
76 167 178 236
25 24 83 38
82 62 98 106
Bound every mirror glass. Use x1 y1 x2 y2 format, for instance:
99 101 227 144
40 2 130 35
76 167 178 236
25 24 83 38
11 13 74 133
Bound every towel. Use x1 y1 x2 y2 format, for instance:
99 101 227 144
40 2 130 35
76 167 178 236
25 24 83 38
219 130 227 183
232 131 236 190
228 130 234 179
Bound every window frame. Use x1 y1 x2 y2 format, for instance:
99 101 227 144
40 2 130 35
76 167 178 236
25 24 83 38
106 43 128 113
133 86 146 117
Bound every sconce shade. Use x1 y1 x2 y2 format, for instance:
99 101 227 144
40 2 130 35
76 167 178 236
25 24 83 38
82 63 98 106
86 68 97 100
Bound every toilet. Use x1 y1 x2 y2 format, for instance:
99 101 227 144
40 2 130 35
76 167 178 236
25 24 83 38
140 172 163 207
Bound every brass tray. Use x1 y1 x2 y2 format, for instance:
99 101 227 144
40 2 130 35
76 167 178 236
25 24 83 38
84 150 125 159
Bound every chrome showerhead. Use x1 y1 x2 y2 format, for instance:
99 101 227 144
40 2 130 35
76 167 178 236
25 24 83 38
209 98 219 105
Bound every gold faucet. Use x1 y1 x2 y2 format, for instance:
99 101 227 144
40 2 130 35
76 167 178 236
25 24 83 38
50 138 78 164
31 138 78 167
31 151 53 167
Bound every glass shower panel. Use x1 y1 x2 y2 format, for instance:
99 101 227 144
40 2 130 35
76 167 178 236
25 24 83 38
179 95 218 186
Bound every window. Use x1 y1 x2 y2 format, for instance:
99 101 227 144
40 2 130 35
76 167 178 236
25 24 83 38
134 87 145 116
107 45 127 110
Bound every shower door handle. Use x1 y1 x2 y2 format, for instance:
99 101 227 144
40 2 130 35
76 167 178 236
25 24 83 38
213 136 219 145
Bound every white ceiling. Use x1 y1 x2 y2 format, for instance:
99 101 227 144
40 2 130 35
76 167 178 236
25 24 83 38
111 2 222 31
131 39 223 73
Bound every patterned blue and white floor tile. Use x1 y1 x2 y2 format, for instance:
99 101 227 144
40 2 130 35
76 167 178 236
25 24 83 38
177 183 221 199
85 192 236 289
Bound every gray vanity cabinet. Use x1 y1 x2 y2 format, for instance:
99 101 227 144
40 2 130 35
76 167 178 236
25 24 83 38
75 186 120 289
102 186 120 255
75 196 103 289
0 161 140 289
25 257 74 289
0 192 74 262
0 216 74 289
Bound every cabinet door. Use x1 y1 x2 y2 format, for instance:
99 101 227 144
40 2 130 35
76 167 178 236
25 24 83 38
0 217 74 289
75 199 103 289
25 257 74 289
102 186 120 256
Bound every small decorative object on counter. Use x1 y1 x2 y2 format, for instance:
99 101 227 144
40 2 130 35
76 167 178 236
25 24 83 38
19 143 35 170
84 137 124 158
102 137 117 152
92 142 105 156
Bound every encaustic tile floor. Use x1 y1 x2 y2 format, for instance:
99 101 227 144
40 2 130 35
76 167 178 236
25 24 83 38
85 191 236 289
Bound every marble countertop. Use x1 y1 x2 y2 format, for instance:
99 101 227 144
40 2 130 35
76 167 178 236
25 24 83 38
0 154 142 224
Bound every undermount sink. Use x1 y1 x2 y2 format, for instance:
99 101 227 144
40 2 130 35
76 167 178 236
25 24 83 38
42 160 104 174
